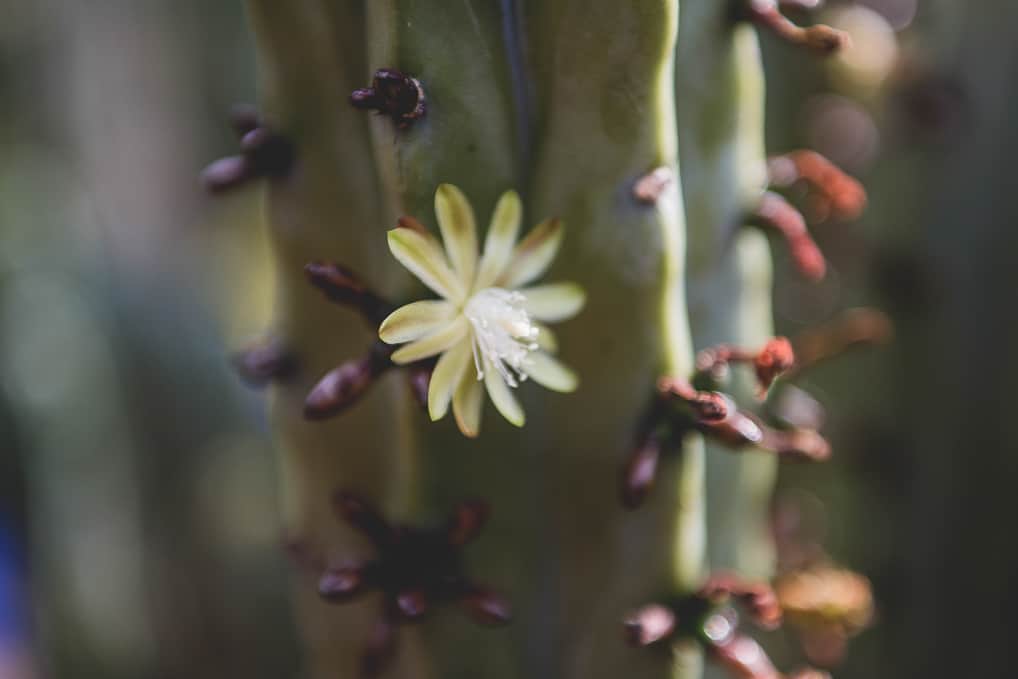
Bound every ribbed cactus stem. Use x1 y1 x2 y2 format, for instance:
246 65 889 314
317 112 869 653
677 2 776 580
246 1 712 677
245 3 413 677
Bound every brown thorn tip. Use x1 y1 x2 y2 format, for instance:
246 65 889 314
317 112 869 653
804 24 850 55
633 167 674 205
770 428 832 462
692 392 732 423
659 376 732 422
395 590 430 620
461 588 513 626
624 604 677 647
752 192 826 281
700 574 784 630
770 150 867 221
232 338 296 387
201 155 253 193
755 337 796 394
319 566 367 601
304 357 381 420
744 1 849 57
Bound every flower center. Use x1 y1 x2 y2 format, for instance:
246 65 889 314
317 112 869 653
463 288 539 388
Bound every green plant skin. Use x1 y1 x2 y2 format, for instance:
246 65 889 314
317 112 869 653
248 1 707 677
246 4 419 677
677 1 777 584
524 2 704 677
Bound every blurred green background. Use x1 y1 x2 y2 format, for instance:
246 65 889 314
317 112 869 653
1 1 1014 677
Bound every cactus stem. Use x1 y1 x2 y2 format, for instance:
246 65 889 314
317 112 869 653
232 337 297 387
739 0 849 56
321 490 512 625
633 166 676 205
747 192 826 281
200 107 295 193
767 151 867 222
350 69 427 129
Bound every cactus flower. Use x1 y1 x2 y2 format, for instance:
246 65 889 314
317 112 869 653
379 184 585 437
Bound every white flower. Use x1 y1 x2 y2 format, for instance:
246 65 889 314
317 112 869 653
379 184 586 438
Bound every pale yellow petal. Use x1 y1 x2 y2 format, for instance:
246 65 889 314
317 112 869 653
452 369 484 438
520 282 586 322
524 352 578 393
388 228 464 302
483 359 525 427
435 184 478 289
427 339 473 421
496 218 564 288
379 300 456 344
390 316 469 364
532 322 558 353
475 190 522 290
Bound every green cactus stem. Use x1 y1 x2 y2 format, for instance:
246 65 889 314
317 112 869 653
229 1 847 677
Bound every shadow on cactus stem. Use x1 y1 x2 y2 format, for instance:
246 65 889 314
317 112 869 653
317 491 511 677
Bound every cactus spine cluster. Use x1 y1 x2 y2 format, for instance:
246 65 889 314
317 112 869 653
218 2 861 677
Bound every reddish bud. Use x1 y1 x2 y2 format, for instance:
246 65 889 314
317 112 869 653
751 192 826 281
304 356 385 420
232 338 297 387
755 337 795 394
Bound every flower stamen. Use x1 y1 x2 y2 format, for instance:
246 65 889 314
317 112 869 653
464 288 539 388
